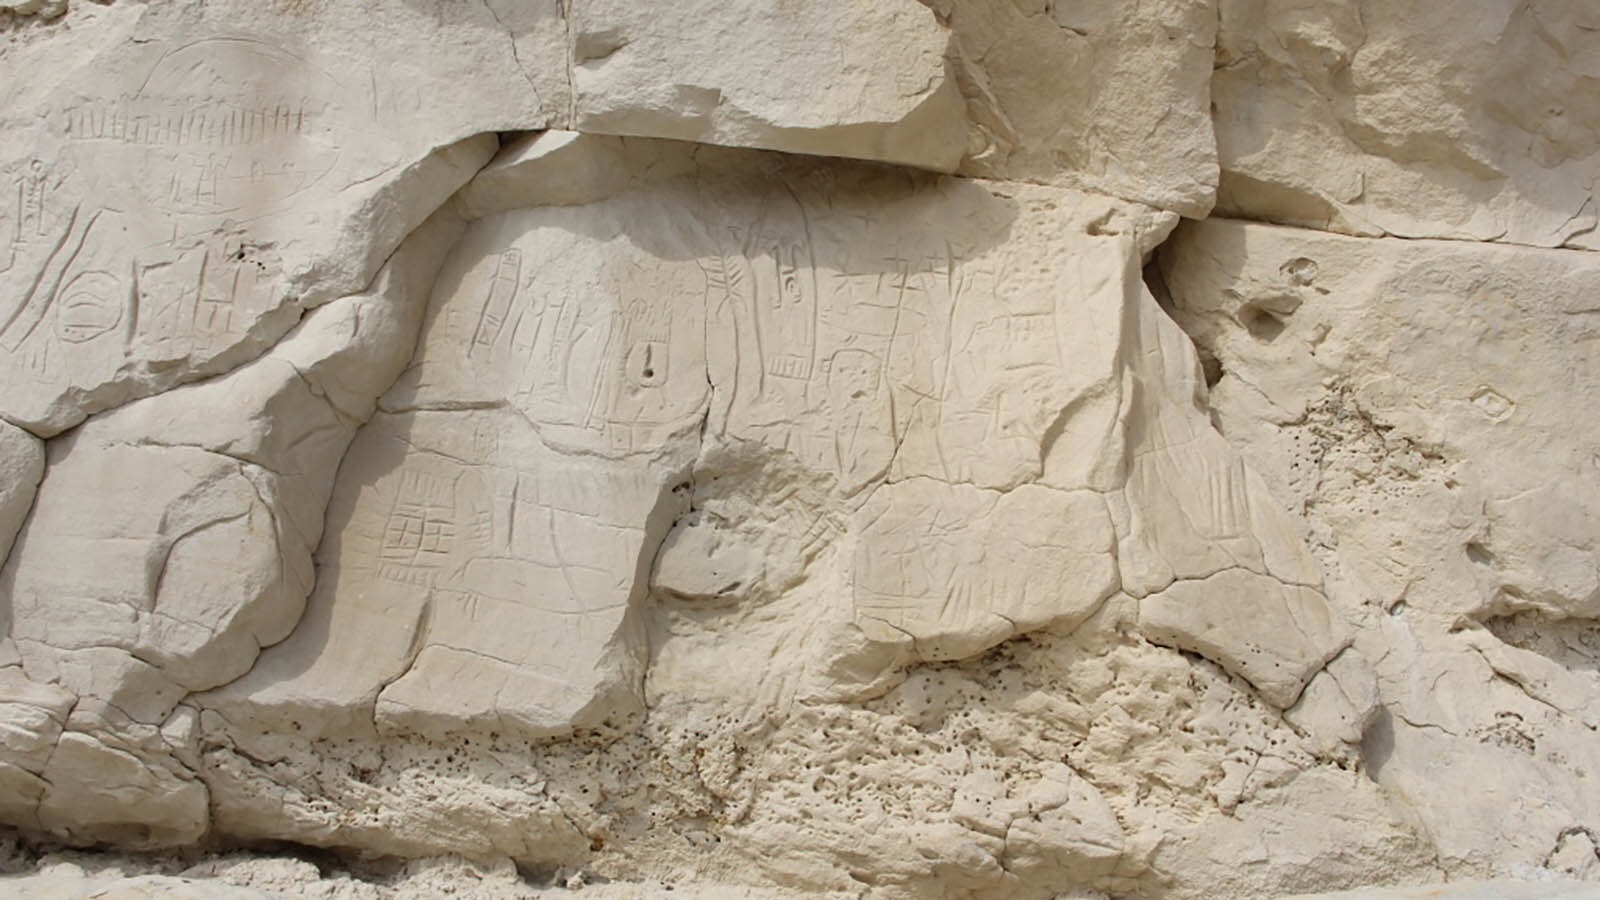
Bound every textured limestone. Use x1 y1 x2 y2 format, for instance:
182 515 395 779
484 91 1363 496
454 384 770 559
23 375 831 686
0 419 42 563
1163 218 1600 881
0 872 278 899
160 143 1381 897
934 0 1220 216
2 1 1600 898
0 0 514 434
569 0 967 172
0 213 458 844
1213 0 1600 248
213 145 1329 753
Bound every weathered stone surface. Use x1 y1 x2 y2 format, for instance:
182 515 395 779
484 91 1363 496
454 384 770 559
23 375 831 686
0 1 526 434
0 872 280 900
1164 217 1600 880
851 480 1117 663
1140 569 1345 708
1214 0 1600 248
569 0 967 172
214 149 1213 749
0 212 457 843
1163 219 1600 624
3 1 1600 897
0 419 42 563
935 0 1220 216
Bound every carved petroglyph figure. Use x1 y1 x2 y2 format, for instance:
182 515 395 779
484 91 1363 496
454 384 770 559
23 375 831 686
65 38 344 217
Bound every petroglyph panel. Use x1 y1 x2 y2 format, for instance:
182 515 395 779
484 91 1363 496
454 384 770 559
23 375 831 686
396 210 713 459
415 155 1150 496
209 408 680 741
271 154 1181 736
8 2 1600 894
0 0 536 433
851 479 1118 662
698 172 1137 494
63 37 346 218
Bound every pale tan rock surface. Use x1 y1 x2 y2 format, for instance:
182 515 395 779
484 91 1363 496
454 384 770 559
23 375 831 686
1163 219 1600 882
0 214 458 845
0 419 41 562
569 0 968 172
1213 0 1600 248
0 873 278 900
160 142 1384 898
0 1 519 434
1285 883 1600 900
933 0 1221 216
1 1 1599 898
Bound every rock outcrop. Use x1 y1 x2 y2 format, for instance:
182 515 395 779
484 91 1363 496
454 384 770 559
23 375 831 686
1 2 1597 898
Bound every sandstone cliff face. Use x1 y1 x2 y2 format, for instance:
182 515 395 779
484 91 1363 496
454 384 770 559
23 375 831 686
0 2 1596 898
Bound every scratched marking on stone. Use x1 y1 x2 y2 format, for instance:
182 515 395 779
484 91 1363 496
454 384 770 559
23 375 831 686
66 37 345 216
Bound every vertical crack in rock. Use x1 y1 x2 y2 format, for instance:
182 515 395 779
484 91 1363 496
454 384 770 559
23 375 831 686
481 0 541 96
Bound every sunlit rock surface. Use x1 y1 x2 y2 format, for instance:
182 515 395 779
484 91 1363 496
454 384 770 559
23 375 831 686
1 3 1598 898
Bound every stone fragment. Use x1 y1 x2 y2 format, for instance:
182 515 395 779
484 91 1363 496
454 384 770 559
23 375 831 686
4 442 303 696
569 0 968 171
1001 763 1125 880
1285 648 1381 752
1213 0 1600 248
652 511 767 605
0 666 71 767
1107 247 1348 708
933 0 1220 215
1158 768 1439 898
